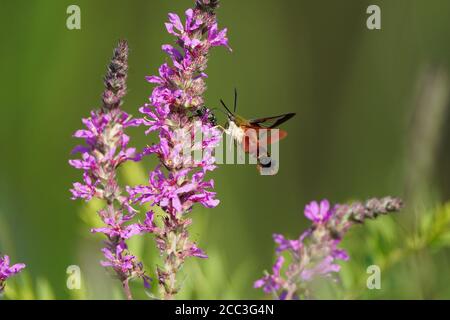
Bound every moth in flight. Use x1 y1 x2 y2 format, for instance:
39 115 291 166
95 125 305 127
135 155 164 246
219 90 296 174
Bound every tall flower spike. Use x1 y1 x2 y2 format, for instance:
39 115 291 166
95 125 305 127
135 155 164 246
69 40 150 299
102 40 129 109
0 254 25 294
255 197 404 300
129 0 230 299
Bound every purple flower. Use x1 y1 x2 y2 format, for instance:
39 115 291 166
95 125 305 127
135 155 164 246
70 172 98 201
304 199 332 224
273 234 301 254
0 255 25 292
138 211 159 233
91 216 141 240
69 40 150 299
255 197 403 299
128 0 230 299
101 242 135 274
69 153 97 171
146 63 175 85
254 256 284 294
208 23 231 49
186 244 208 259
165 9 203 48
101 242 152 292
332 247 349 261
301 255 341 281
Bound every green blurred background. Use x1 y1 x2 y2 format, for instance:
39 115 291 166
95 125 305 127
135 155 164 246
1 0 450 299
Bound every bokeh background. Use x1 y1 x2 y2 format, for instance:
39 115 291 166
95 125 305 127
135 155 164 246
1 0 450 299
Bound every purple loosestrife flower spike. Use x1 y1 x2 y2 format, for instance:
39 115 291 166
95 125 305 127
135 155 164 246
0 255 25 293
69 40 150 299
129 0 230 299
255 197 404 300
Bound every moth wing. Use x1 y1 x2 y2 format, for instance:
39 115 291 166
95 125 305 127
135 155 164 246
248 113 296 129
241 127 288 155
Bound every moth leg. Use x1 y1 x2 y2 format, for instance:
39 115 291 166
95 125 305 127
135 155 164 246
214 125 228 134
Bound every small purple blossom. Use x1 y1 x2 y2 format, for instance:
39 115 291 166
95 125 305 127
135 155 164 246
255 197 403 299
91 215 141 240
304 199 333 224
138 211 159 233
0 255 25 293
254 256 285 294
101 242 135 273
300 255 342 281
70 172 98 201
165 9 203 48
208 23 230 49
273 234 302 254
99 242 147 285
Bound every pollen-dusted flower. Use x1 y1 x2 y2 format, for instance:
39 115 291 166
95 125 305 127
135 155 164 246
255 197 403 300
128 0 230 299
0 255 25 293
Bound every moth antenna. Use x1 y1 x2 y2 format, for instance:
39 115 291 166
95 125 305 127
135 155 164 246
220 99 234 116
